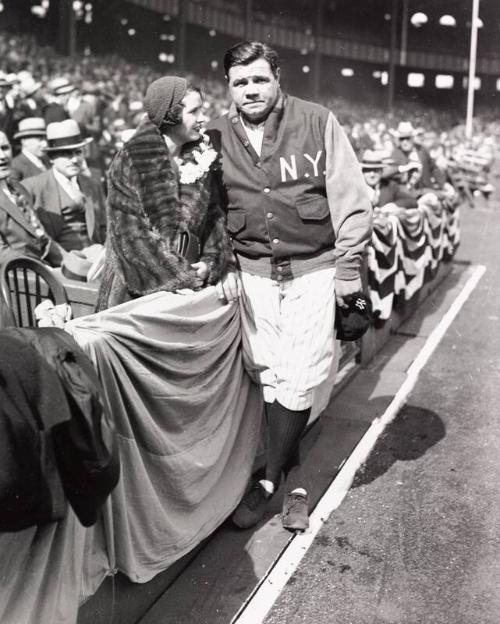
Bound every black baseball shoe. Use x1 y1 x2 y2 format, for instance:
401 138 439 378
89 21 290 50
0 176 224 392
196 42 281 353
281 491 309 533
232 482 272 529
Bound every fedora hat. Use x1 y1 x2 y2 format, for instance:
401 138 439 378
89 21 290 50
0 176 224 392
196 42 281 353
48 77 78 96
61 250 93 282
14 117 46 140
19 75 42 97
44 120 92 152
392 121 416 139
360 150 386 170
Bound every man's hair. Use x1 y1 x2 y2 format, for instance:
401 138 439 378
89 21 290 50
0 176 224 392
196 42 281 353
223 41 280 79
159 83 202 131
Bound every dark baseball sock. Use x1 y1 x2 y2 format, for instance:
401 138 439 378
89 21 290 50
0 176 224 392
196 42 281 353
264 400 311 490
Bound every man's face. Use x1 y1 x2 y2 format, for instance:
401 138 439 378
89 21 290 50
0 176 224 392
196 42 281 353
227 59 280 123
0 132 12 180
168 90 206 145
22 136 47 159
398 135 414 154
51 147 83 178
363 168 382 188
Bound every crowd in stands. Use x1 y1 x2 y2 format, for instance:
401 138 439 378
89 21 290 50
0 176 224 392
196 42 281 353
0 30 497 276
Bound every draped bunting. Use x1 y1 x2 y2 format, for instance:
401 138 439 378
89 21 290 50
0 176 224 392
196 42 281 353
367 200 460 321
0 288 262 624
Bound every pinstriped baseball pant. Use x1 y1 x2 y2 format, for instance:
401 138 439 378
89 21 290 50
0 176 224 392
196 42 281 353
239 267 338 411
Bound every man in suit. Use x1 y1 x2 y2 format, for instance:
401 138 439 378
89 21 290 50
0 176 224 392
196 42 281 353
22 120 106 252
11 117 50 181
390 121 446 191
360 150 418 210
0 73 19 142
0 130 63 266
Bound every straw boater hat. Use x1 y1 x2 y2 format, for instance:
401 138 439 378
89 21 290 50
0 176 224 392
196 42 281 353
0 72 16 88
48 77 78 96
17 71 42 97
360 150 386 170
392 121 417 139
44 120 92 152
14 117 46 140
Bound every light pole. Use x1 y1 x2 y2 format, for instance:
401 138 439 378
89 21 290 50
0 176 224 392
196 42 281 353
465 0 480 140
387 0 399 113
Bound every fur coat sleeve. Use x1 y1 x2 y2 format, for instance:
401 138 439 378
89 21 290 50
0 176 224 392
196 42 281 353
198 169 236 285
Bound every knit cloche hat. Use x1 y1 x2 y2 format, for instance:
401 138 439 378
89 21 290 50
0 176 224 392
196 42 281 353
144 76 187 127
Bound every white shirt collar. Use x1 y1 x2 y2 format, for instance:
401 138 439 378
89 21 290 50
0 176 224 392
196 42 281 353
240 114 265 156
53 167 81 202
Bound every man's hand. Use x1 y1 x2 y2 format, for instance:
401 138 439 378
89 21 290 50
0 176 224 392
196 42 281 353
215 271 241 302
335 277 362 309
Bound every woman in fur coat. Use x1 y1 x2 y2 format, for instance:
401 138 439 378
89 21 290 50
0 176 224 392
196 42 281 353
95 76 234 311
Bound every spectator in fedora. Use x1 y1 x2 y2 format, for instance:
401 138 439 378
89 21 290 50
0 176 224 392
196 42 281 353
15 73 44 119
10 117 50 181
360 150 418 210
0 130 63 266
0 72 19 142
43 77 76 125
22 119 106 253
390 121 446 191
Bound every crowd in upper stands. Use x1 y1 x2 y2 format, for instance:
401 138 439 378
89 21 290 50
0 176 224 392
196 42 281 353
0 30 497 277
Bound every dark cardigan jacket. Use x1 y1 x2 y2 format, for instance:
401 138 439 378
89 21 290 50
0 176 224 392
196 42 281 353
96 117 233 311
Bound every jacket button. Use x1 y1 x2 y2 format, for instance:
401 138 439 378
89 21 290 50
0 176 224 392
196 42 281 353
266 212 273 219
272 238 280 245
243 140 250 147
231 117 238 124
256 162 261 168
277 266 283 272
263 187 270 193
276 275 283 282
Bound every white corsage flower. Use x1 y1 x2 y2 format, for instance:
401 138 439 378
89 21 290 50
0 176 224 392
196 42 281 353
178 161 202 184
175 133 218 185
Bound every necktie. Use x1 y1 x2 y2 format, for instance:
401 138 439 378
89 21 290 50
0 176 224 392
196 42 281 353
8 183 47 241
69 176 86 205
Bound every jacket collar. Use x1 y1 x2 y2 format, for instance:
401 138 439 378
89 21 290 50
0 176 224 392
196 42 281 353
228 91 287 163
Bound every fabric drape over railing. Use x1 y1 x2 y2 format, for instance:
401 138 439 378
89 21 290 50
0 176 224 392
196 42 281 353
0 287 262 624
367 201 460 321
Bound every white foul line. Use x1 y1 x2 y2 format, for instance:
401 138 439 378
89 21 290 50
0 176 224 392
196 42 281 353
232 264 486 624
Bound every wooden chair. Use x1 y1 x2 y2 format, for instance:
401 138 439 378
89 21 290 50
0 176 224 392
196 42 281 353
0 256 68 328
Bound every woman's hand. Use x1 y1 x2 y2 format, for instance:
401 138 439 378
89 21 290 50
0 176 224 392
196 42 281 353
215 271 241 302
191 261 209 281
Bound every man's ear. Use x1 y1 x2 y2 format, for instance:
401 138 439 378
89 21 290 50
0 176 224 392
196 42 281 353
275 68 281 84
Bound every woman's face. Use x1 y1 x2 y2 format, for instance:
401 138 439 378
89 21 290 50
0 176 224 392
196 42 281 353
169 90 206 145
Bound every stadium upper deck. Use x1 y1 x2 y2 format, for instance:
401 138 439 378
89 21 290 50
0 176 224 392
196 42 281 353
2 0 499 106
